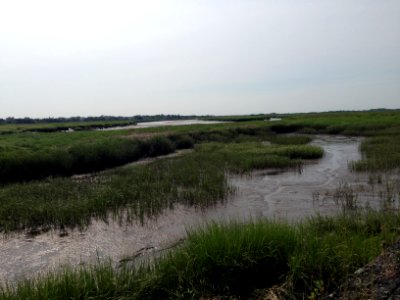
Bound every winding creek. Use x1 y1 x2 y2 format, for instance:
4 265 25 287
1 135 398 285
100 119 226 131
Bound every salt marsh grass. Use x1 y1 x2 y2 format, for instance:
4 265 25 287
0 141 322 233
270 110 400 136
0 120 137 134
1 210 399 299
350 135 400 171
0 135 180 184
0 151 227 232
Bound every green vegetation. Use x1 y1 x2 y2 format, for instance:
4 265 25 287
0 120 137 134
269 110 400 171
2 109 399 184
1 209 399 299
199 142 322 174
0 136 180 184
287 211 395 298
0 121 317 184
0 140 322 233
350 135 400 171
269 110 400 136
1 110 400 298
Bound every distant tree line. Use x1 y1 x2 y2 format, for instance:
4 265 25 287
0 115 197 125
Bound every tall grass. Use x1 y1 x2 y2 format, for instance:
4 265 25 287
0 122 274 184
269 110 400 136
0 152 228 233
0 262 141 300
0 120 137 134
136 221 298 299
0 141 323 233
350 135 400 171
199 142 323 173
287 211 394 297
2 109 399 183
2 210 399 299
0 136 181 184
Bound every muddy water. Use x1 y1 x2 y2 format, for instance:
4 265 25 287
101 119 226 131
227 135 363 220
1 135 396 284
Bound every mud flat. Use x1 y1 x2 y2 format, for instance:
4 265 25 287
229 135 399 221
1 135 398 285
228 135 362 220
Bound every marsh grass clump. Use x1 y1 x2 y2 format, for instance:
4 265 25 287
333 181 359 213
288 210 400 297
271 145 324 160
269 135 312 145
167 134 195 149
0 262 141 300
144 136 176 157
198 142 323 174
350 135 400 172
136 221 298 299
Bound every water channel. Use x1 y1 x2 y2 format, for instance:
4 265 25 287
0 135 396 284
100 119 226 131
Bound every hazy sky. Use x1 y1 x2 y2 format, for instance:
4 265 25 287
1 0 399 118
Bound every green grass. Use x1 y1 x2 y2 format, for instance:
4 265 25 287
0 141 322 233
0 136 179 184
0 120 317 184
0 151 228 232
0 120 137 134
199 142 323 173
137 220 298 299
2 210 399 299
350 135 400 171
287 211 396 297
0 121 266 184
0 262 141 300
269 110 400 136
2 109 399 183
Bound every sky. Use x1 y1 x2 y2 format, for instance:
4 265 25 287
0 0 399 118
